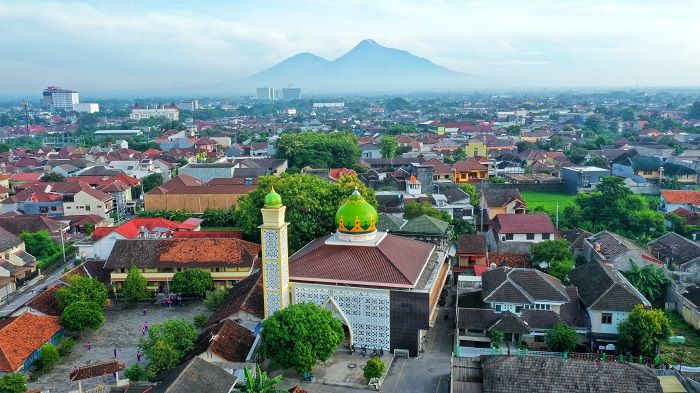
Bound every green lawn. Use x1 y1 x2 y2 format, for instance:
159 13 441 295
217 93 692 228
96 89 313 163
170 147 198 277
660 311 700 366
520 191 577 213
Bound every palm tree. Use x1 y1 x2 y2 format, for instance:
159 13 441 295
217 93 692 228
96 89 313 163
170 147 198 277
624 260 670 301
242 365 284 393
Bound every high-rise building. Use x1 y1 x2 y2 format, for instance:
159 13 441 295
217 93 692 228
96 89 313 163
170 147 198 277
281 88 301 100
43 86 79 111
256 87 273 100
178 99 199 111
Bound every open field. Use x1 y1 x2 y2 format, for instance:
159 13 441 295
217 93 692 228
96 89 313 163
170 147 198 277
660 311 700 366
521 191 577 212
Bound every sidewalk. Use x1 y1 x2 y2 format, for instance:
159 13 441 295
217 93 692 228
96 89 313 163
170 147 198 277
0 257 76 317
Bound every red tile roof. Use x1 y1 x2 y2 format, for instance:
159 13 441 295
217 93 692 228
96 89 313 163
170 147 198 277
289 234 435 289
0 313 61 372
453 158 487 172
25 285 62 316
9 172 43 182
70 360 126 381
491 214 556 234
92 217 181 240
421 158 452 175
488 253 532 268
328 168 357 181
661 190 700 205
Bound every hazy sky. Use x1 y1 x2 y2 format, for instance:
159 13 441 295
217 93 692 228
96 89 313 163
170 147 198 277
1 0 699 95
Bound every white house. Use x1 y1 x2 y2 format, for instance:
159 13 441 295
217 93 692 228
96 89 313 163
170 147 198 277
659 189 700 213
487 214 556 253
63 189 113 218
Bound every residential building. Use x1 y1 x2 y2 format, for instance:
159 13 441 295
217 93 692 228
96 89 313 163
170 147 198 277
281 87 301 100
152 358 238 393
558 228 592 259
648 232 700 270
129 103 179 121
452 158 488 183
94 129 144 138
659 190 700 213
0 312 63 372
63 189 114 218
42 86 79 111
387 214 453 249
360 143 382 159
560 166 611 194
487 214 556 252
613 156 662 182
464 139 487 157
584 230 664 272
479 188 527 221
178 99 199 111
105 238 261 291
421 158 452 184
454 233 488 278
569 260 650 344
144 174 256 213
0 227 38 287
179 163 237 183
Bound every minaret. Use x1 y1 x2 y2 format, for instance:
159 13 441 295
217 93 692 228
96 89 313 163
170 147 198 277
259 187 290 319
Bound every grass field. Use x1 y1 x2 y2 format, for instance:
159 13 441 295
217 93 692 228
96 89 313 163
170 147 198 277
520 191 577 212
660 311 700 366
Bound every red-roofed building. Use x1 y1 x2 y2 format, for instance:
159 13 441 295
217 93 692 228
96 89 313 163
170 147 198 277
328 168 356 181
8 172 43 191
452 158 488 183
0 312 62 372
660 189 700 213
488 214 557 251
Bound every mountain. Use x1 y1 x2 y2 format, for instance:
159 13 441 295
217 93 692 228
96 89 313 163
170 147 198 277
234 39 473 94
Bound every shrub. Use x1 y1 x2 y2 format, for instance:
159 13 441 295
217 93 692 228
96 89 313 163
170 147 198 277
204 289 229 311
58 338 76 357
193 314 208 329
363 356 385 380
36 343 60 371
171 269 213 298
0 372 28 393
124 364 147 382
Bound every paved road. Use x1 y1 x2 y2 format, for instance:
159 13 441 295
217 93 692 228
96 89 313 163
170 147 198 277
0 256 77 317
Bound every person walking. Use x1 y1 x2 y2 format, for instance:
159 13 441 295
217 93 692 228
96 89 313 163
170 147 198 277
143 307 148 316
113 348 118 358
87 341 92 351
137 350 142 362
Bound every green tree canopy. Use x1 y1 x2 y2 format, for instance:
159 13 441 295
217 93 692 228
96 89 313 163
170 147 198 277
144 340 180 379
36 343 60 371
19 230 61 260
61 300 105 333
41 172 65 182
141 173 164 193
235 174 376 252
124 364 147 382
171 268 214 298
618 305 672 356
259 302 344 374
506 125 521 136
242 365 284 393
140 319 197 360
403 201 451 221
274 131 361 169
379 136 398 159
584 155 609 169
458 184 480 207
122 266 150 301
363 356 386 380
0 373 27 393
624 261 670 301
56 275 108 310
544 322 578 352
688 102 700 119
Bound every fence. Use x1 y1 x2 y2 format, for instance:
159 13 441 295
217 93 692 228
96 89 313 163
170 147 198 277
455 346 660 366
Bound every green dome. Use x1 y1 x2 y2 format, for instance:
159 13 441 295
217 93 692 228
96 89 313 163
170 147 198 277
264 187 282 208
335 189 378 234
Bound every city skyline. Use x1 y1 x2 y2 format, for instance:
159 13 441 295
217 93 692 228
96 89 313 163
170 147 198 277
1 0 699 96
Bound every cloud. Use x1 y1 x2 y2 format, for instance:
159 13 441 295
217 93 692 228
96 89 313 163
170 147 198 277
0 0 698 93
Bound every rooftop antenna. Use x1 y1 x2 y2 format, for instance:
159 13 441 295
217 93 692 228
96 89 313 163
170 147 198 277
22 100 30 135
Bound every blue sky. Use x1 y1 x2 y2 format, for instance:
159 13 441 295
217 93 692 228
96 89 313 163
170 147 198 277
1 0 698 94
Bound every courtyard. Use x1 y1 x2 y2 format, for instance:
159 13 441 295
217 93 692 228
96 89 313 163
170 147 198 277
28 299 207 393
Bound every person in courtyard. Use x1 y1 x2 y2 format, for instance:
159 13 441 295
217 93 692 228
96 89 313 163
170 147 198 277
114 348 118 358
137 350 142 362
87 341 92 351
143 308 148 316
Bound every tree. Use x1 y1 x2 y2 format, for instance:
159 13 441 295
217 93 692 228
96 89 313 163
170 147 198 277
544 322 578 352
36 343 60 371
202 208 237 227
583 116 605 133
41 172 65 182
235 174 376 252
19 230 61 260
171 268 213 298
453 149 467 162
122 266 150 301
204 288 230 311
56 275 108 310
140 319 197 360
363 356 386 381
624 261 670 301
458 184 480 207
258 302 344 374
566 146 588 164
144 340 180 379
617 305 672 356
489 330 504 348
242 365 284 393
0 373 27 393
506 125 521 136
531 239 573 265
688 102 700 119
661 179 682 190
584 155 608 169
124 364 147 382
84 222 95 236
61 300 105 333
141 173 164 193
379 137 398 159
274 132 361 169
403 201 451 221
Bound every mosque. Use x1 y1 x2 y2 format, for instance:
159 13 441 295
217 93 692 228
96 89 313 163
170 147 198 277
259 187 449 356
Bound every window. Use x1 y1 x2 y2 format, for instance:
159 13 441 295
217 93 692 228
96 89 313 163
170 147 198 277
495 304 502 312
467 329 484 333
602 313 613 324
85 205 91 211
66 207 71 209
505 234 514 240
642 170 653 176
515 306 522 314
526 233 535 240
177 268 182 272
50 206 57 211
542 233 551 240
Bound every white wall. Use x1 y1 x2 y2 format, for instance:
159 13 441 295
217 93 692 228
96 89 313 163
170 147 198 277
588 309 629 334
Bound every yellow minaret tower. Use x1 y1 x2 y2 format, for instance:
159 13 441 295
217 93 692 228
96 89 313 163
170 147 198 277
259 187 290 319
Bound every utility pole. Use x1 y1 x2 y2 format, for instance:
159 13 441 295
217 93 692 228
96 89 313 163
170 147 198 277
556 201 559 229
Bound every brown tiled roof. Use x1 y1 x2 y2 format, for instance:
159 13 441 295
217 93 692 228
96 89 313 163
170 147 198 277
558 228 592 250
489 312 530 334
482 267 569 304
488 253 531 268
0 227 22 251
559 287 590 329
70 360 126 381
421 158 452 174
208 271 264 324
481 355 663 393
648 232 700 265
0 215 65 236
456 233 487 255
105 239 260 269
289 234 435 288
481 188 524 208
568 261 650 311
660 189 700 205
452 158 487 172
25 285 62 316
520 309 562 330
208 319 255 362
491 214 555 234
0 313 62 372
